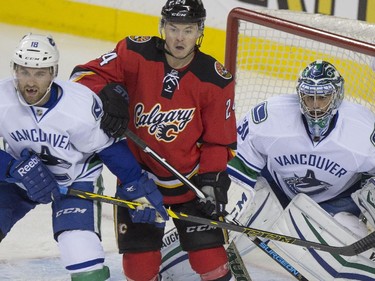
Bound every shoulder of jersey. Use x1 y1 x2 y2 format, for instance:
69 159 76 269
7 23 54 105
340 100 375 124
190 52 233 87
0 78 19 105
125 36 162 61
249 94 300 126
56 80 101 119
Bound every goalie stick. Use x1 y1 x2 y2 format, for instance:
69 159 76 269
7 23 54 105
124 129 307 280
59 186 375 257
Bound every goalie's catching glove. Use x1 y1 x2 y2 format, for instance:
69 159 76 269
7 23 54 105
116 173 169 228
6 148 60 204
98 83 130 138
352 177 375 231
194 171 231 219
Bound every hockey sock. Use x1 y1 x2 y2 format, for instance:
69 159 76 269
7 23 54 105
123 251 161 281
71 265 110 281
188 246 231 280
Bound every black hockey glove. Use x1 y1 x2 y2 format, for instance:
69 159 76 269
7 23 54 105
98 83 130 138
194 171 231 219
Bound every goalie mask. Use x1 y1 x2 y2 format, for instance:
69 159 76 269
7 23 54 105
297 60 344 141
11 33 59 106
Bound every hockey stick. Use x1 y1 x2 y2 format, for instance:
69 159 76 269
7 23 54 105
59 187 375 257
123 129 252 278
124 129 206 199
124 129 307 279
124 129 308 280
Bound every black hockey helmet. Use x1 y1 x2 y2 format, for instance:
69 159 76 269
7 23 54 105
161 0 206 24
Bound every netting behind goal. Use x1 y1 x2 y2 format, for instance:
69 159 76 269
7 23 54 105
225 8 375 120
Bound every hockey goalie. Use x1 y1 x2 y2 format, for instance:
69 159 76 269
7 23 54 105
226 60 375 280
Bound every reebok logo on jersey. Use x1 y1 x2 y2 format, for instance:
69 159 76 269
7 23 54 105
16 156 40 177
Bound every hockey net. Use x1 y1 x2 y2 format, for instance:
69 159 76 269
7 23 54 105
225 8 375 120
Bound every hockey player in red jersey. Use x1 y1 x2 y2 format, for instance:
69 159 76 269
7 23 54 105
70 0 237 280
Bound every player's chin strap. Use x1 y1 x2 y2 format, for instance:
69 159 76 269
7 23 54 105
123 129 309 280
157 38 200 61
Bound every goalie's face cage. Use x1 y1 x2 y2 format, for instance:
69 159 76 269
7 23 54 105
296 61 344 141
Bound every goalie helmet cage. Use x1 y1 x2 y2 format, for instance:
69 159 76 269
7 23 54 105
225 7 375 120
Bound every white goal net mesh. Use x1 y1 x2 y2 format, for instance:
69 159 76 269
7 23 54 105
225 8 375 120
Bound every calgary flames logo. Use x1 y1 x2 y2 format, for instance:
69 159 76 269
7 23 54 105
214 61 232 79
129 36 152 43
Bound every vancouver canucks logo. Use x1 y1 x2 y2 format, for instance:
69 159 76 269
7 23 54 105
134 103 195 142
284 169 331 196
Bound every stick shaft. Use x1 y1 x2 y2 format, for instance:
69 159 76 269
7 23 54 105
61 187 375 256
124 129 206 199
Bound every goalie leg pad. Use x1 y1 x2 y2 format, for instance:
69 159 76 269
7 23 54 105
230 176 283 256
123 251 161 281
270 193 375 280
171 200 225 251
115 205 164 253
57 230 105 273
333 211 368 238
71 266 110 281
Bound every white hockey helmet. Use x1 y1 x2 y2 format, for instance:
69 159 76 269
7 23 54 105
296 60 344 141
11 33 59 77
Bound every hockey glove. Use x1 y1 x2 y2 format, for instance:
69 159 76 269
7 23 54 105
98 83 130 138
194 171 231 219
352 177 375 231
7 149 60 204
116 173 169 228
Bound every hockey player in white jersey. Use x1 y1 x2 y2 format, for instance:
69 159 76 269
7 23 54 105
229 59 375 216
228 60 375 280
0 33 168 281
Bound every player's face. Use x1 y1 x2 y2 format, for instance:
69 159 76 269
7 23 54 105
15 66 53 106
164 22 202 60
301 94 333 118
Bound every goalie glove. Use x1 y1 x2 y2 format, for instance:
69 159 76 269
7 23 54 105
6 148 60 204
351 177 375 231
98 83 130 138
194 171 231 219
116 173 169 228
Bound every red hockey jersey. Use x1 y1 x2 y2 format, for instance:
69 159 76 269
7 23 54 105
71 36 237 204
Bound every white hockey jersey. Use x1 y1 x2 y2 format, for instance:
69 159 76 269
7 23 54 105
0 78 114 186
234 94 375 203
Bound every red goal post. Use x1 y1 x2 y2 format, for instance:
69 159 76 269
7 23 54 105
225 8 375 119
